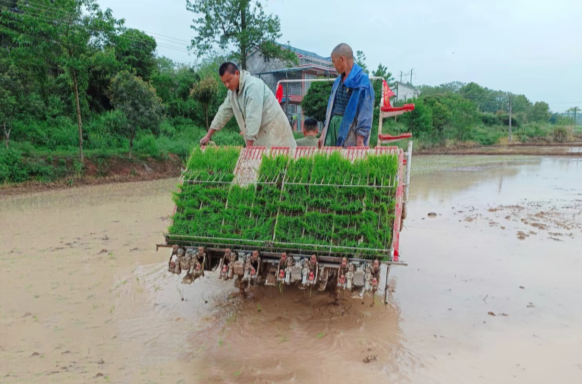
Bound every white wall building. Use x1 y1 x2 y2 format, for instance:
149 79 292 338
395 82 420 103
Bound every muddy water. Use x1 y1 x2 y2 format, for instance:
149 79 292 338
0 155 581 384
399 156 582 383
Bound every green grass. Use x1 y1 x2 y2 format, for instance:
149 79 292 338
1 118 245 184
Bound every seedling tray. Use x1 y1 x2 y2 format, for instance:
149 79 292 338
165 146 405 260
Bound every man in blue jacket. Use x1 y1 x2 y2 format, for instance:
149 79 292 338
318 43 375 148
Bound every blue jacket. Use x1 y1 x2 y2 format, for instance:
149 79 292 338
323 63 375 147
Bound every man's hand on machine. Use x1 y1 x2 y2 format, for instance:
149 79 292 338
200 129 217 146
199 134 211 146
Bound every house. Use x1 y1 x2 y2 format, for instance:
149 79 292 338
394 81 420 103
246 44 338 131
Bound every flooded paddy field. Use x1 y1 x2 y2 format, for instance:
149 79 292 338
0 153 580 384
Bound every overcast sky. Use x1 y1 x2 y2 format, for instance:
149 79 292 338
98 0 582 113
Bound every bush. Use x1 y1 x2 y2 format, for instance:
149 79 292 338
0 148 29 183
134 134 161 158
520 122 551 139
552 126 571 143
469 125 505 146
85 110 128 149
480 113 498 126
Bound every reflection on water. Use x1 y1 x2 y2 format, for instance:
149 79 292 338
396 156 582 384
411 156 581 205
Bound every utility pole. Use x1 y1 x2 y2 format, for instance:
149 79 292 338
409 68 414 85
508 93 512 143
397 71 403 102
573 108 577 125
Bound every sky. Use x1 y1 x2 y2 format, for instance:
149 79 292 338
97 0 582 113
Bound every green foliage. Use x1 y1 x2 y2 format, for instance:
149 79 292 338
112 29 157 81
529 101 551 123
0 0 123 159
301 81 333 123
0 148 28 183
0 147 70 183
190 77 219 130
186 0 297 70
423 95 452 132
355 51 368 73
108 70 163 157
552 126 571 143
418 81 465 95
398 97 433 135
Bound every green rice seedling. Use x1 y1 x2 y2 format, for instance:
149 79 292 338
169 146 401 259
258 153 289 183
186 146 240 181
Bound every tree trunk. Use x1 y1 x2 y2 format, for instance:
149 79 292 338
72 73 84 162
204 105 209 130
3 121 10 149
129 127 134 159
240 3 247 70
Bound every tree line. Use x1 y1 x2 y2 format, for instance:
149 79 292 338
302 67 579 147
1 0 578 170
0 0 297 162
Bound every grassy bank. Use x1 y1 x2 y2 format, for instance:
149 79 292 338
1 117 246 185
1 115 580 187
382 121 581 152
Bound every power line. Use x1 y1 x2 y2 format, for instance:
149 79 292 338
0 17 189 53
2 23 188 54
0 24 89 51
0 0 192 46
1 22 185 56
0 6 187 49
0 1 191 52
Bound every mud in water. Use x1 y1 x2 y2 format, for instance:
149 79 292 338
0 155 581 384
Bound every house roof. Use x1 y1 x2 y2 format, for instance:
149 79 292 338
395 81 419 91
277 43 331 61
258 65 338 76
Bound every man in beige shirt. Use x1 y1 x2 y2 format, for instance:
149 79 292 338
200 62 296 149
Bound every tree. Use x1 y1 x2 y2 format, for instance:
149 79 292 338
401 98 433 136
108 71 163 158
186 0 296 70
423 95 452 133
371 63 394 108
372 64 393 83
459 82 487 111
113 29 157 81
418 81 465 95
190 77 218 130
0 47 43 148
1 0 121 160
0 51 19 148
529 101 551 122
566 107 581 125
355 50 368 73
510 94 532 114
301 81 333 123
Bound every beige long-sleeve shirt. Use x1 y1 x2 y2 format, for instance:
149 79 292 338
210 70 297 149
